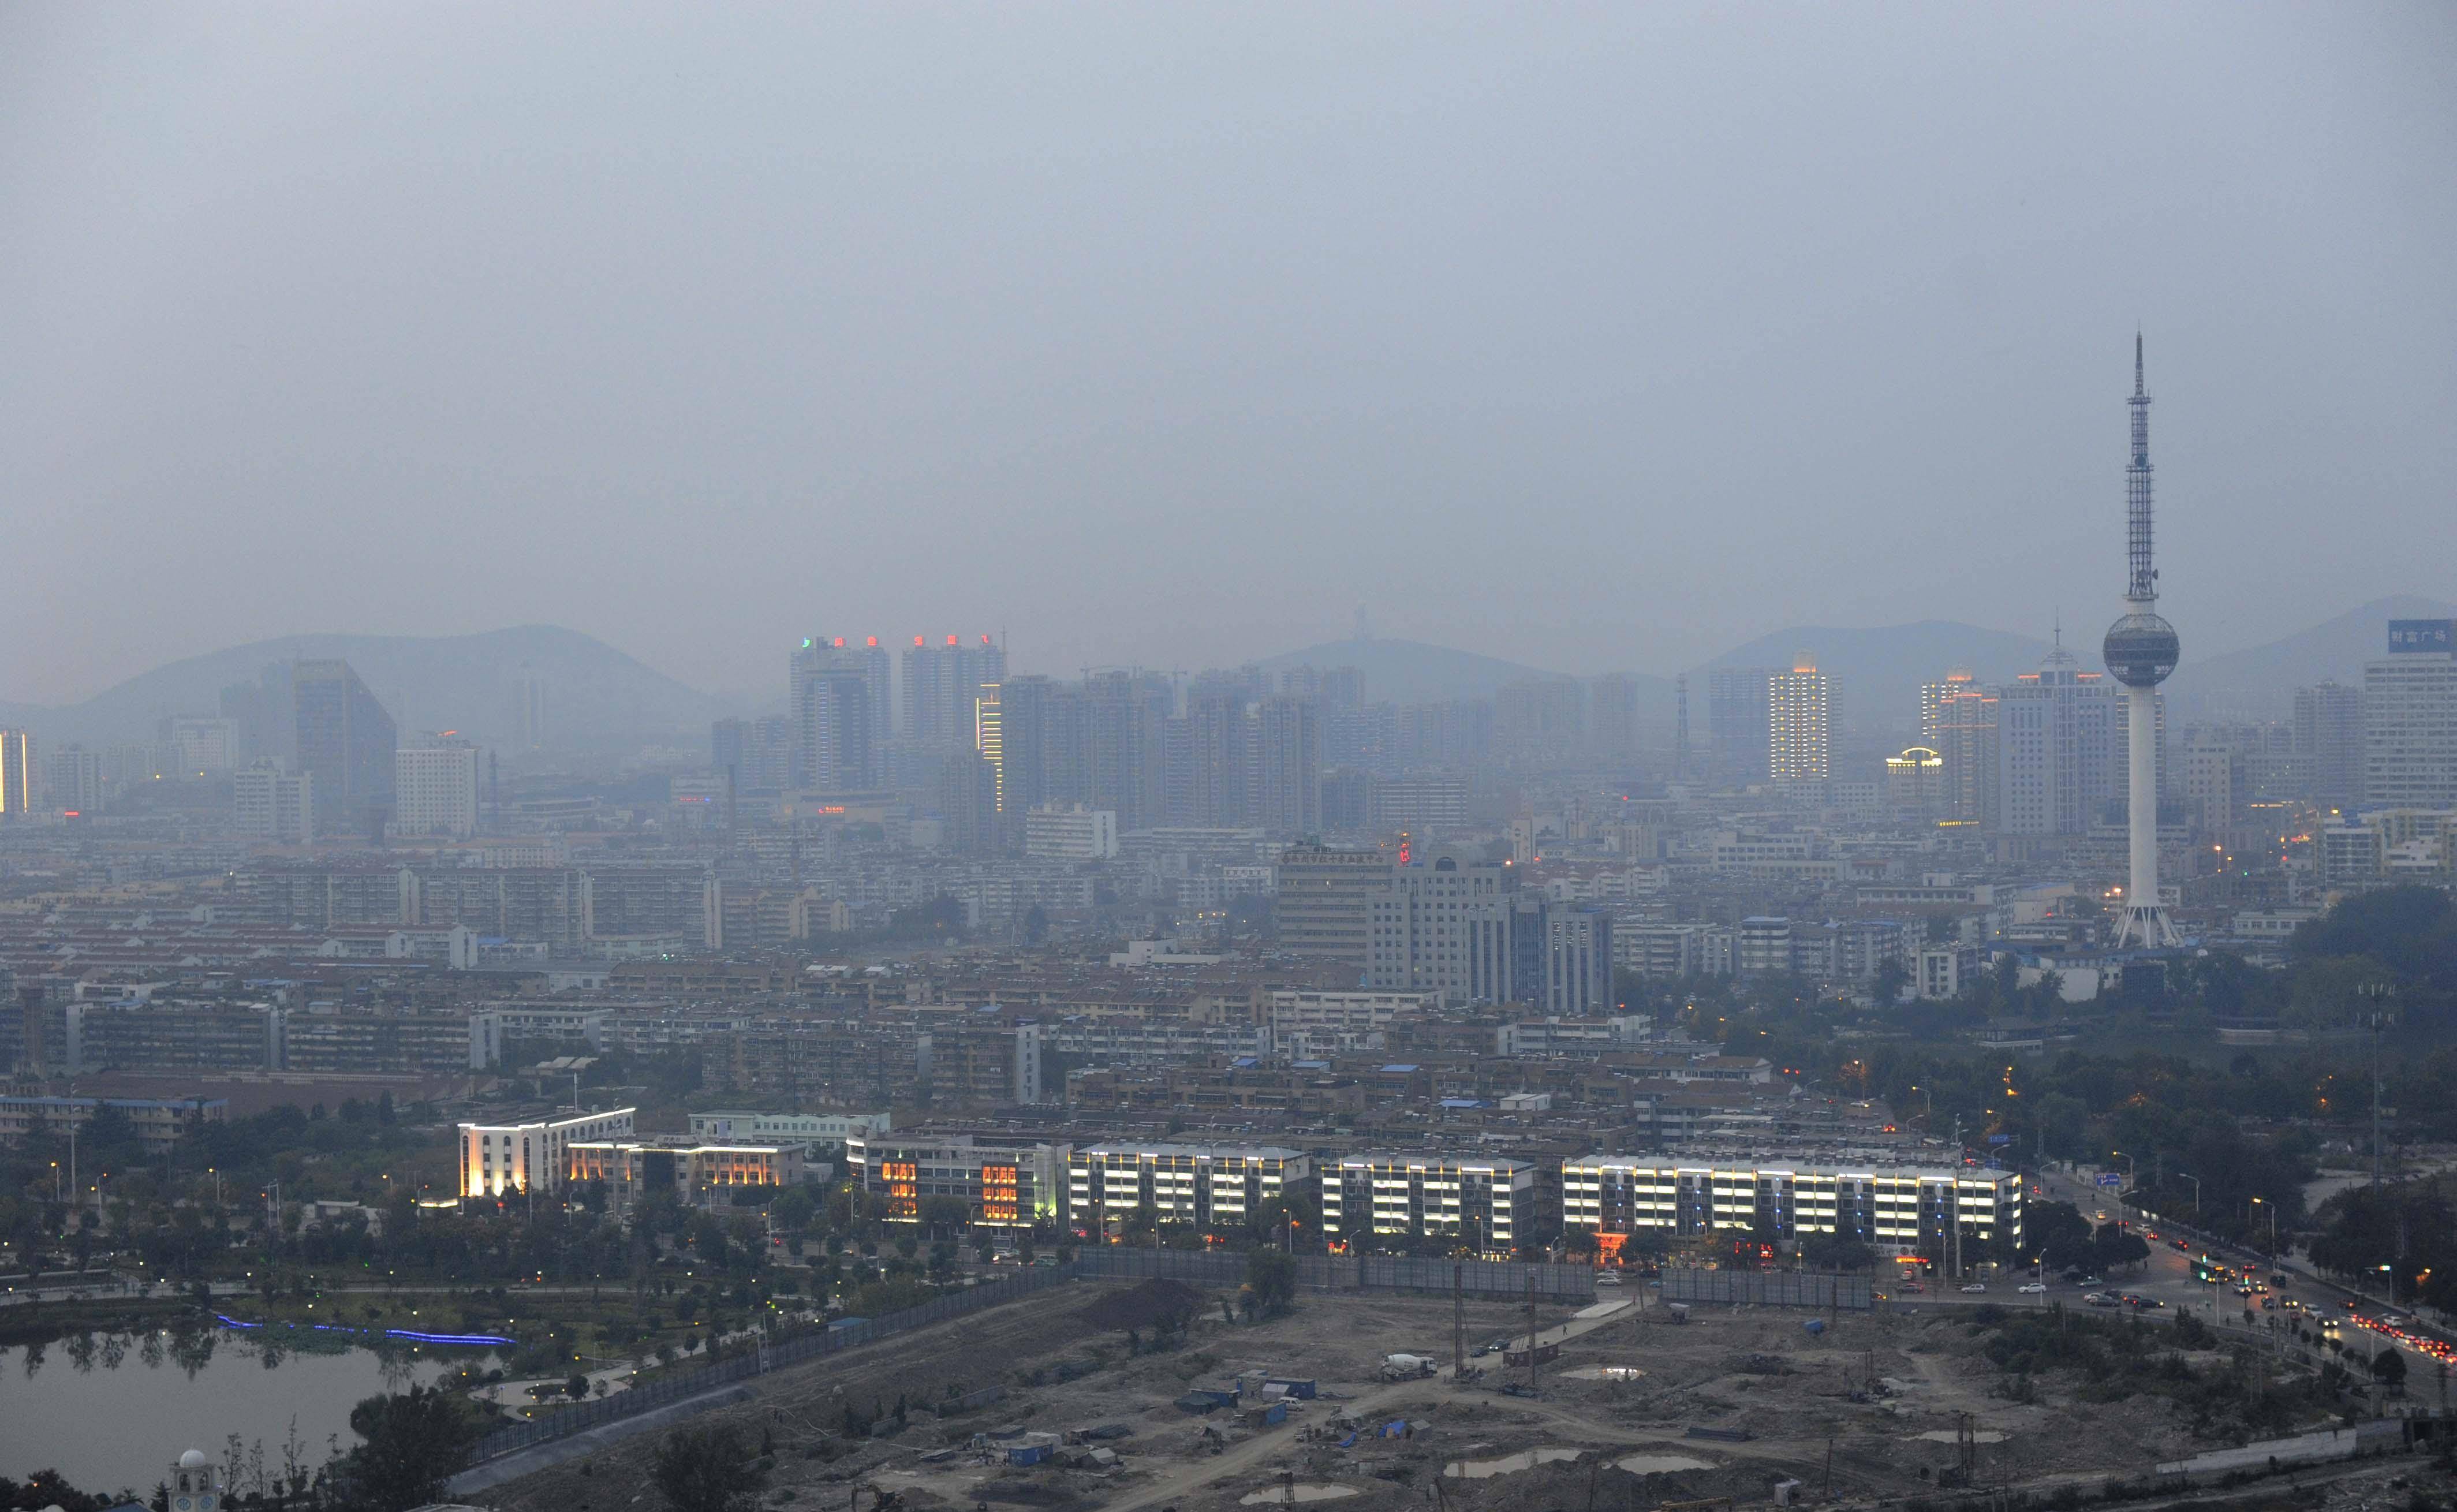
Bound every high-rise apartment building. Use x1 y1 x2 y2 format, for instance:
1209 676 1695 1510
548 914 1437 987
1272 843 1393 967
2293 680 2365 808
1767 655 1831 782
509 674 547 752
0 730 31 820
394 742 481 837
790 639 878 790
1254 695 1321 835
903 635 1005 745
2365 619 2457 809
40 745 103 815
1365 853 1518 1002
1495 678 1585 763
1996 645 2120 837
234 763 316 843
1707 667 1776 787
292 660 397 825
1921 670 1999 826
1588 673 1642 761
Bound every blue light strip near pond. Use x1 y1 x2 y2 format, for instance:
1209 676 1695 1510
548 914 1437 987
215 1313 515 1347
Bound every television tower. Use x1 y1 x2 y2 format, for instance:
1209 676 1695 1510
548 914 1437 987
2103 335 2182 948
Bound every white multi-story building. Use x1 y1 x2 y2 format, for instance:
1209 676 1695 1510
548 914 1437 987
1996 647 2124 837
1365 854 1517 1002
170 717 240 775
690 1109 891 1153
1561 1155 2023 1264
40 745 103 814
568 1134 804 1212
1321 1152 1535 1253
2365 621 2457 809
457 1107 636 1199
1266 989 1425 1036
1916 944 1982 1000
1065 1143 1308 1233
233 763 316 844
1024 804 1119 860
394 743 481 837
1736 916 1793 976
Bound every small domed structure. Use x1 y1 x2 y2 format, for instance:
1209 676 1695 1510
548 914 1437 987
171 1448 224 1512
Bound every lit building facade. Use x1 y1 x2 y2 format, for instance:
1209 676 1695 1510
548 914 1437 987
844 1129 1067 1228
0 729 31 820
1065 1143 1309 1233
1767 656 1831 782
567 1135 805 1212
457 1107 636 1199
1322 1152 1535 1253
1562 1156 2023 1264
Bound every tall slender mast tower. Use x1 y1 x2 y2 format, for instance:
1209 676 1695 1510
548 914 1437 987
2103 335 2182 947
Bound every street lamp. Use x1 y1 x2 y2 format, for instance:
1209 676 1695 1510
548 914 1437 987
2250 1196 2276 1256
2175 1172 2201 1218
2358 982 2393 1188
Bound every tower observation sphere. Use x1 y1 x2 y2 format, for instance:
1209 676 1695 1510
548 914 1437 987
2101 611 2179 689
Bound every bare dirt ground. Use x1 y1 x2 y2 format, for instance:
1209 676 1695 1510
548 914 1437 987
475 1283 2450 1512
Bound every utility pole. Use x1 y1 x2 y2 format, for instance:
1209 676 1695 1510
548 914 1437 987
1950 1117 1963 1279
1453 1264 1466 1382
2360 987 2392 1188
1525 1271 1539 1397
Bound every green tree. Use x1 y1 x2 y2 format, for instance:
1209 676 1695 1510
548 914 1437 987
767 1185 816 1232
1243 1249 1297 1319
335 1386 480 1512
2373 1346 2407 1391
648 1423 770 1512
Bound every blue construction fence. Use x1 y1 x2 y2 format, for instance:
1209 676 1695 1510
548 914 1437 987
469 1264 1076 1463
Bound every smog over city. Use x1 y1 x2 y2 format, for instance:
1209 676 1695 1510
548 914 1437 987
2 8 2455 1512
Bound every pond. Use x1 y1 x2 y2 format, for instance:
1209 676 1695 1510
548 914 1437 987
0 1321 459 1494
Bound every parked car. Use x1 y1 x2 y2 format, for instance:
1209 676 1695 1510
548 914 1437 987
1595 1271 1622 1286
1959 1283 1987 1294
2018 1282 2047 1294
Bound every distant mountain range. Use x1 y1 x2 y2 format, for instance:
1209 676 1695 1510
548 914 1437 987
14 595 2444 764
13 625 722 758
1256 636 1630 705
2171 595 2457 712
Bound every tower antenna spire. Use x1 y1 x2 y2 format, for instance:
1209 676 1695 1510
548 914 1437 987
2104 334 2182 950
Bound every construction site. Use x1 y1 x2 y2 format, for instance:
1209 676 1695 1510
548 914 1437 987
476 1277 2455 1512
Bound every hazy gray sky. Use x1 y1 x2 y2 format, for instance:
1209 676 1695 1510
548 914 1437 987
6 3 2452 705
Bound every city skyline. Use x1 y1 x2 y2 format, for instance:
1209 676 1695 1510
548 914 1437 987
5 6 2455 704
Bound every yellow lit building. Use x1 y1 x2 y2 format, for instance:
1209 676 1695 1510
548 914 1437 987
1768 656 1830 782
